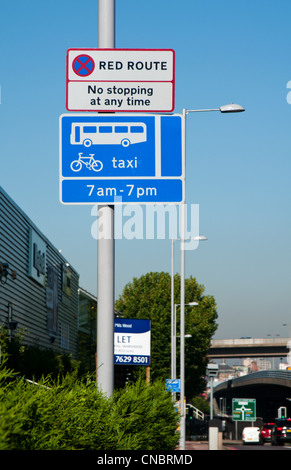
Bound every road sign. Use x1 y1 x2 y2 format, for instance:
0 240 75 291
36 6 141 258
59 113 184 204
72 54 95 77
207 363 219 377
166 379 181 393
232 399 256 421
114 319 151 365
66 48 175 112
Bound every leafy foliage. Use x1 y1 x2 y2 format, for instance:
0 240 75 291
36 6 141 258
0 269 218 449
0 326 80 381
115 271 218 397
0 364 179 450
111 378 179 450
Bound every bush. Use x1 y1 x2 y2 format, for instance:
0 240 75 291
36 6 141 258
0 366 179 450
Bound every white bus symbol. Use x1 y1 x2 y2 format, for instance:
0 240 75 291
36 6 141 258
70 122 147 148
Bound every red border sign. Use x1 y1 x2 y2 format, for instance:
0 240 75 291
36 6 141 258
72 54 95 77
66 48 175 113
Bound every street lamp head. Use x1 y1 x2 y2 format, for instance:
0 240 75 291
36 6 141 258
219 103 245 113
175 301 198 307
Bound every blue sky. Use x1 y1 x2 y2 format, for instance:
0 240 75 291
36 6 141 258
0 0 290 339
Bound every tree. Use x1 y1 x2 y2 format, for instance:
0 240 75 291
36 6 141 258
115 272 218 398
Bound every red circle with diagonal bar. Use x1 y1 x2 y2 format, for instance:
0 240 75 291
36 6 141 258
72 54 95 77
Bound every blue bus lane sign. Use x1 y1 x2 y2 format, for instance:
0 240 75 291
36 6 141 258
59 113 184 204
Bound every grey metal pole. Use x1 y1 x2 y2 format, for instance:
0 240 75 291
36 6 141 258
210 376 214 420
179 108 187 449
98 0 115 49
174 304 177 381
96 0 115 396
171 239 174 382
179 207 185 449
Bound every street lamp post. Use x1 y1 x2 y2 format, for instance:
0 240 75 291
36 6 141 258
171 236 206 383
179 103 245 450
170 238 177 384
172 301 198 385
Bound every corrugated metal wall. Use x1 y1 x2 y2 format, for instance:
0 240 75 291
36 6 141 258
0 187 79 358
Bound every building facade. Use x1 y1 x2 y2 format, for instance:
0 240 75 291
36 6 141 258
0 186 79 358
78 287 97 372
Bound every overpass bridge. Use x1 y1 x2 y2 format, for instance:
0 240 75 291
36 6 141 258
213 370 291 424
203 338 291 435
209 337 290 359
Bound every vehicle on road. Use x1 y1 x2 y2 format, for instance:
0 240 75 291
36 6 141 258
271 418 291 446
261 423 275 444
242 426 262 445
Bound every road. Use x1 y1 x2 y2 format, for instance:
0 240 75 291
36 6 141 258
226 442 291 450
186 441 291 450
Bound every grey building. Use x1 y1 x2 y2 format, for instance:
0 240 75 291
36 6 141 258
0 186 79 358
78 287 97 372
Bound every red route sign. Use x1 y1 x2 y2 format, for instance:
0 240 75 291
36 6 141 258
66 48 175 112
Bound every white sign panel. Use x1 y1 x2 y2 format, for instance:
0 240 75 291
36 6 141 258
66 48 175 112
114 319 151 365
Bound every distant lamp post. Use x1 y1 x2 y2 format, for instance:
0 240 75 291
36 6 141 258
207 363 219 419
170 236 207 383
172 301 198 382
179 102 245 450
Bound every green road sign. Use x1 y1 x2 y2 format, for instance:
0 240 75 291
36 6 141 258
232 398 256 421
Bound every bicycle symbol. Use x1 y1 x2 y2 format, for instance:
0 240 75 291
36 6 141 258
70 153 103 172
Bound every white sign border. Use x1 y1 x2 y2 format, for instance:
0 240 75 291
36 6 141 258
59 112 185 205
66 48 175 113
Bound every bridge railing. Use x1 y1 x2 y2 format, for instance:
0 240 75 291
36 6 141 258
186 403 204 421
211 337 290 347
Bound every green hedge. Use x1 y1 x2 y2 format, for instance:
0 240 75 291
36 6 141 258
0 365 179 450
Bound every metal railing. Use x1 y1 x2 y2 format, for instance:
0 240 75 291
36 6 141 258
186 403 204 420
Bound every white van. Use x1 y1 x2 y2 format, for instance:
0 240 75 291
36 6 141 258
242 426 261 444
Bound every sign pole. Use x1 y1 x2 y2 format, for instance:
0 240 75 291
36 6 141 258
179 109 186 450
96 0 115 396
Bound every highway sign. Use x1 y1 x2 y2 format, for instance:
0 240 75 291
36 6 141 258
232 398 256 421
66 48 175 112
114 319 151 365
59 113 184 204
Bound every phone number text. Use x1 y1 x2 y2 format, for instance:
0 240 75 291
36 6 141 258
114 355 150 365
